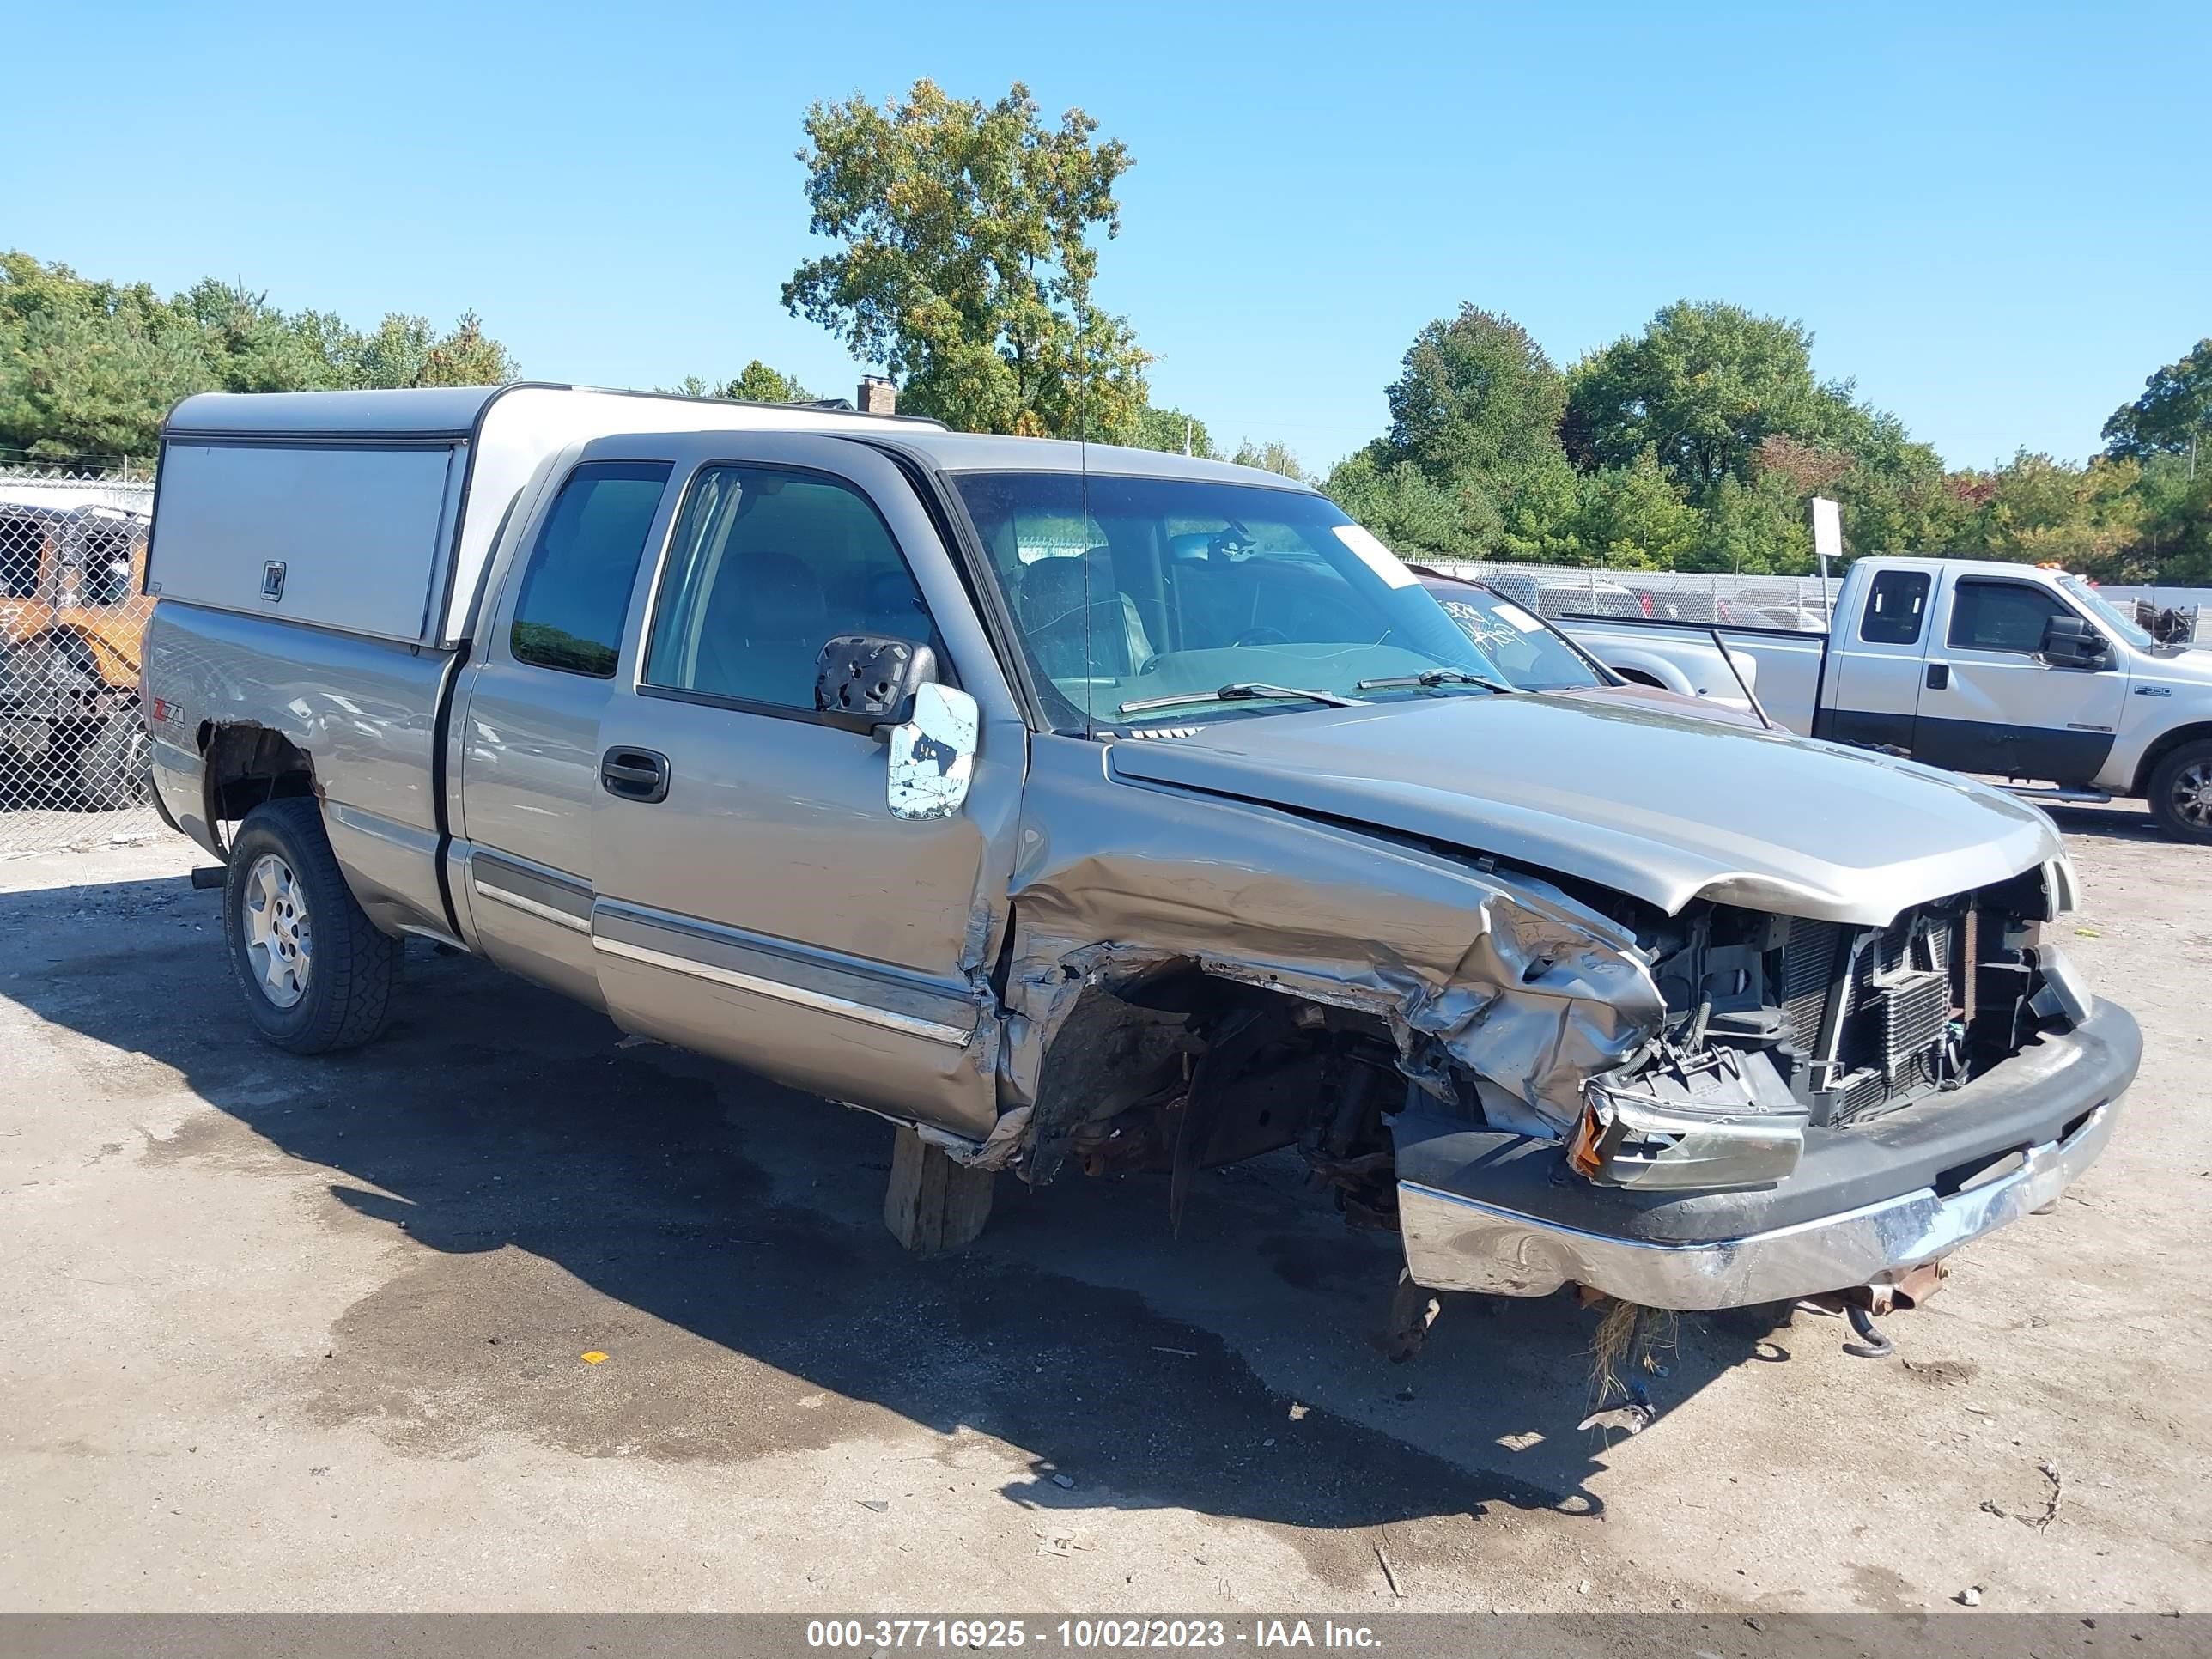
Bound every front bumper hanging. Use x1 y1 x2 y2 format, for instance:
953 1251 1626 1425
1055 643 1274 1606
1393 997 2140 1310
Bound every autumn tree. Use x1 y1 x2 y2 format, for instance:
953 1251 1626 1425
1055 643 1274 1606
781 79 1150 441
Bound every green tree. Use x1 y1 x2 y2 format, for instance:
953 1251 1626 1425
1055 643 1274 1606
1231 438 1305 480
781 79 1150 440
1383 305 1567 484
722 360 817 403
1133 404 1214 457
1493 454 1586 563
2102 339 2212 467
1322 443 1499 556
0 252 515 463
1571 458 1703 569
1697 471 1812 573
1565 301 1838 506
2120 454 2212 583
1 253 209 459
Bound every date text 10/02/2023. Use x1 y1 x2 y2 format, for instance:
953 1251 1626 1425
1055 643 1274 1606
804 1620 1384 1650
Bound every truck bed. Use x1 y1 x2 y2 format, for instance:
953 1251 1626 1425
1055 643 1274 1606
143 600 456 939
1561 613 1827 736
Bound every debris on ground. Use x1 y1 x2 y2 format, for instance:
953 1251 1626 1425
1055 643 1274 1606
1581 1297 1672 1436
1375 1541 1405 1599
1957 1586 1983 1606
1982 1461 2064 1531
1049 1473 1075 1490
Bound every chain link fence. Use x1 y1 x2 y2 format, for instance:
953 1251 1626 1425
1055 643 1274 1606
1 465 164 860
1421 558 2210 644
1419 561 1843 628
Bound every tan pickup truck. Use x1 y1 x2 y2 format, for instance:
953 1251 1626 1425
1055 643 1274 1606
137 384 2138 1353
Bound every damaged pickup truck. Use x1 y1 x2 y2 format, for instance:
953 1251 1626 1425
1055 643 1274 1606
140 386 2140 1338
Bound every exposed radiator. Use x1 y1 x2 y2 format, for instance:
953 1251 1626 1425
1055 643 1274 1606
1778 911 1960 1119
1779 917 1843 1051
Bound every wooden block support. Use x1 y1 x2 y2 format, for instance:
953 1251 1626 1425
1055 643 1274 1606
884 1125 996 1255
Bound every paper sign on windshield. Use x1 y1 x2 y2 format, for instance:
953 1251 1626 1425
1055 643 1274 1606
1493 601 1544 633
1332 524 1418 589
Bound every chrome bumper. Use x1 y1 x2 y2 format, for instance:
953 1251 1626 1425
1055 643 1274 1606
1396 1000 2140 1310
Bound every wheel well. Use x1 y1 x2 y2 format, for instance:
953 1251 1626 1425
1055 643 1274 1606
1613 665 1665 688
198 722 317 836
1026 956 1404 1226
2131 723 2212 797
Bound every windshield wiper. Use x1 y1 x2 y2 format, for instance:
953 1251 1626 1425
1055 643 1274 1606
1355 668 1517 695
1117 681 1363 716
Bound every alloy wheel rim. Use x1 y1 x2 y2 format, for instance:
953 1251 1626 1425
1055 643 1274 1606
2173 761 2212 829
242 852 313 1008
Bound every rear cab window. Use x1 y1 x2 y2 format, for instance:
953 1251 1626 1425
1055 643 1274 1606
508 462 672 676
1859 569 1929 645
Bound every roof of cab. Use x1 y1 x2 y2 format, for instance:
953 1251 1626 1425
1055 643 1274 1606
865 428 1316 489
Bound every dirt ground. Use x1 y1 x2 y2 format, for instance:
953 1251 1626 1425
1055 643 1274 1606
1 802 2207 1614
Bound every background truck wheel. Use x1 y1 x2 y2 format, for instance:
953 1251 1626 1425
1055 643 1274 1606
222 798 398 1053
2147 739 2212 842
73 716 151 811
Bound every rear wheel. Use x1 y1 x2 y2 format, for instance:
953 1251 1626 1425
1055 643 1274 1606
222 798 398 1052
2147 739 2212 843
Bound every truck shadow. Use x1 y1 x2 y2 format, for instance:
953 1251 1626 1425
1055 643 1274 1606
2033 800 2167 844
4 873 1796 1540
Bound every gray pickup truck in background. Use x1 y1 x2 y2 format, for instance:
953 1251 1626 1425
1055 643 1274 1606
138 385 2139 1339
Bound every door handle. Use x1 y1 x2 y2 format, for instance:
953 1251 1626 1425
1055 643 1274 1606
600 746 671 803
1924 662 1950 690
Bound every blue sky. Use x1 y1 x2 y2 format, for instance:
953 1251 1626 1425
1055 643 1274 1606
7 2 2205 473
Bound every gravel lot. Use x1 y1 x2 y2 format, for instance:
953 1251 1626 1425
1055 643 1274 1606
1 803 2207 1614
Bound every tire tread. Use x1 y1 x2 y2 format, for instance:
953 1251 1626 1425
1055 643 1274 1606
224 798 398 1053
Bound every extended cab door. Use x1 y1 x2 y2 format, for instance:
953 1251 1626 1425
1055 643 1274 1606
1817 566 1934 750
1914 574 2127 785
455 456 677 1007
586 434 1024 1141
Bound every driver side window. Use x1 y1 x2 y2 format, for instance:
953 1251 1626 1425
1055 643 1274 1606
643 465 941 713
1947 580 2067 655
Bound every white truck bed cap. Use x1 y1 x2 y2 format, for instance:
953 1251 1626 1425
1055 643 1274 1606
152 383 939 647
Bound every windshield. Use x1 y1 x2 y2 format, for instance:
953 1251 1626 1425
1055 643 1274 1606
2059 575 2159 653
1423 580 1607 690
951 471 1504 727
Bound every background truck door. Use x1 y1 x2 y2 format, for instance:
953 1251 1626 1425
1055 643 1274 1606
1818 566 1933 750
1915 574 2126 784
588 434 1022 1141
456 458 675 1006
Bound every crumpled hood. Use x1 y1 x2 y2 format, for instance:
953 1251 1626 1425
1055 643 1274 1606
1106 692 2067 925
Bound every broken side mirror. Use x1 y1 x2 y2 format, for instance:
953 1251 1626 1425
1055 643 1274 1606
2039 614 2107 669
814 634 939 734
885 681 979 819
